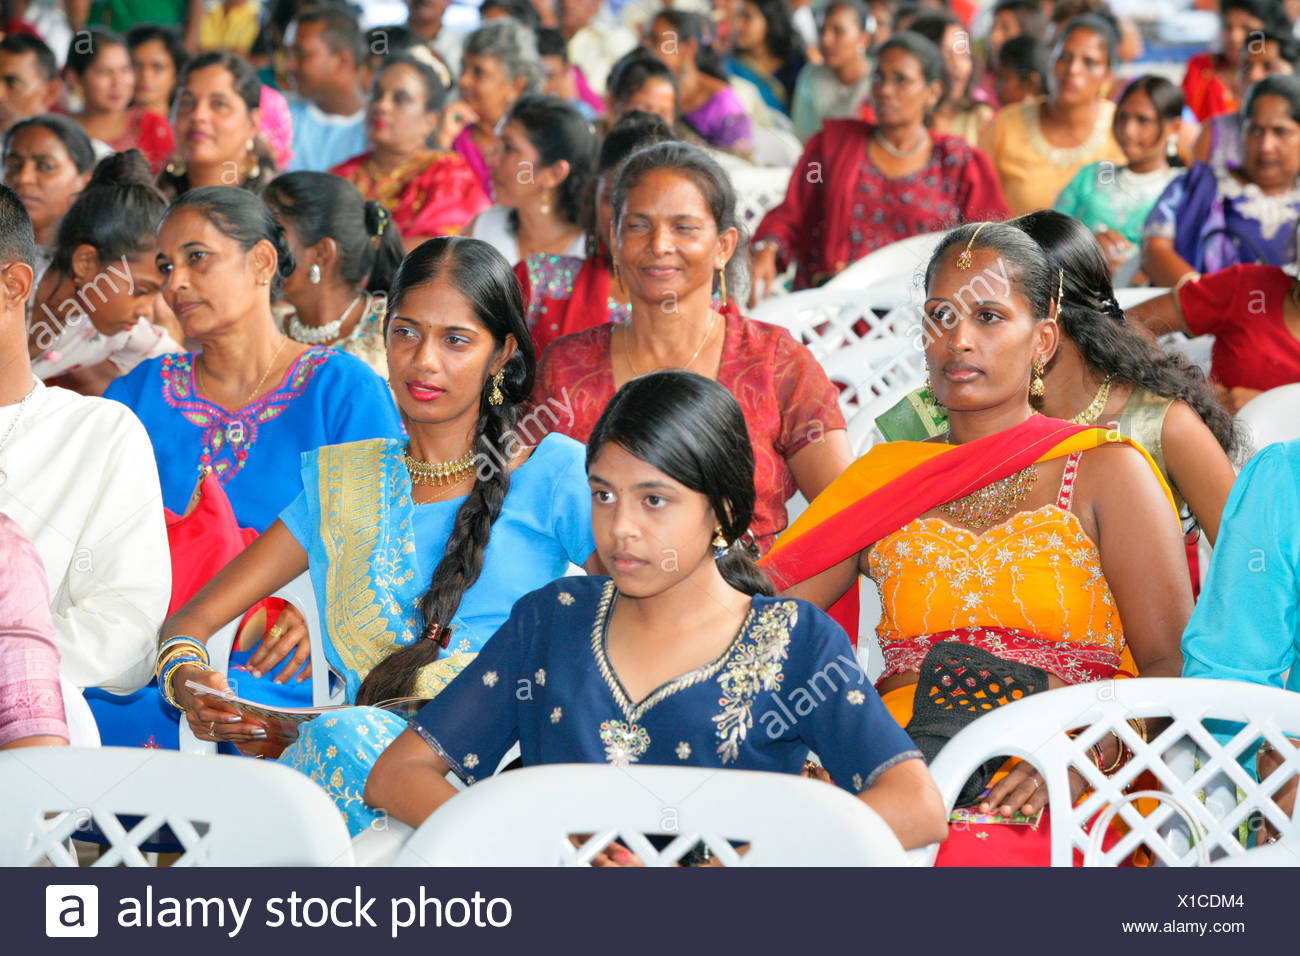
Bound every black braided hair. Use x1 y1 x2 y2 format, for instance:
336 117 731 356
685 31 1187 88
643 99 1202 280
356 236 536 705
1011 210 1246 470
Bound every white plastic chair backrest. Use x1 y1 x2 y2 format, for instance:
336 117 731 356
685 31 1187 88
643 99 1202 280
751 287 923 358
908 677 1300 867
1235 382 1300 454
395 763 907 866
821 231 945 303
819 336 927 418
728 164 792 233
59 675 99 748
1115 286 1168 309
0 746 354 866
1210 839 1300 866
179 570 340 754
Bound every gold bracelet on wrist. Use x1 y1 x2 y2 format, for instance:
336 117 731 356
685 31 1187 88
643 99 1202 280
162 659 211 710
1127 717 1148 743
1101 732 1127 774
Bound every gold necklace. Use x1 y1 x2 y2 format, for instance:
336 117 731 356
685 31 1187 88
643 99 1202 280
622 313 717 378
939 466 1039 532
404 447 477 486
197 334 289 410
1069 374 1114 425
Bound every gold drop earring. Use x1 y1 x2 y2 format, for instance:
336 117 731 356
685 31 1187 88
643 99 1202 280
1030 358 1046 398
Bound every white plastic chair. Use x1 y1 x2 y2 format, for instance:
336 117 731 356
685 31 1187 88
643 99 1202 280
728 164 792 235
1236 382 1300 454
910 677 1300 867
179 571 342 754
1114 286 1168 310
750 286 925 361
59 675 100 748
821 231 946 305
394 762 906 866
820 336 928 422
0 746 354 866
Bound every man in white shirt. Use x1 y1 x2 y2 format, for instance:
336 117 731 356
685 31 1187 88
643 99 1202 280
0 183 169 694
285 6 369 172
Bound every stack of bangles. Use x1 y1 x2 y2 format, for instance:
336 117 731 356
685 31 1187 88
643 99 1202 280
156 636 214 712
1078 718 1149 777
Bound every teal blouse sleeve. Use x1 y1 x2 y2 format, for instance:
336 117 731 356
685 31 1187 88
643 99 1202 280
1052 164 1093 218
543 435 596 566
1182 440 1300 691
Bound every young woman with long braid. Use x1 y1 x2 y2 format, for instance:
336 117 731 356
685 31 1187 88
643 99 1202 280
161 236 599 833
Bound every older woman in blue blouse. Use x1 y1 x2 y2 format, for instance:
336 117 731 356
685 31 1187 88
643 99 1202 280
164 237 599 835
104 186 404 532
366 372 947 856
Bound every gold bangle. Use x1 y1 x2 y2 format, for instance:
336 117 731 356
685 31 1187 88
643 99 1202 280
155 639 207 676
1127 717 1148 743
1101 732 1127 774
163 659 211 709
155 645 204 682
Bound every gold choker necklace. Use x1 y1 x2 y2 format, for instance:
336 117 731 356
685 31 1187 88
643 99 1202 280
404 447 477 486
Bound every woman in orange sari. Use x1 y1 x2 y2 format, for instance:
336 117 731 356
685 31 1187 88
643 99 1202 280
761 221 1192 863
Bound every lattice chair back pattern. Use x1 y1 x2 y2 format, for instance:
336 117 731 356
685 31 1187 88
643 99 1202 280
749 287 925 360
908 678 1300 867
178 571 342 754
730 164 793 236
0 747 355 866
395 763 908 866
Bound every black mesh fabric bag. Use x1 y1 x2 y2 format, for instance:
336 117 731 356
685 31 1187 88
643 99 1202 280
903 642 1051 807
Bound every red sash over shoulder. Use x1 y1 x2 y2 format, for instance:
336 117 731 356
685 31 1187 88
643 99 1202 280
760 415 1177 635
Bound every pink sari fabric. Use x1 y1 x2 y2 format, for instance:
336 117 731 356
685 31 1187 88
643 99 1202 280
453 127 492 194
0 514 66 746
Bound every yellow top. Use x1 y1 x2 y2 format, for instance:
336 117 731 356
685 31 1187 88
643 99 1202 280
198 0 262 53
867 450 1128 688
978 96 1125 216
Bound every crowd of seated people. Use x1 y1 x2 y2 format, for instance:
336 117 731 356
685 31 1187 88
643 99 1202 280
2 0 1300 867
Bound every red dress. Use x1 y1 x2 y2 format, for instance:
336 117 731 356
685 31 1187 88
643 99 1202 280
330 149 490 242
101 109 174 176
515 254 623 357
754 120 1009 290
1181 52 1235 123
529 308 846 554
1177 263 1300 391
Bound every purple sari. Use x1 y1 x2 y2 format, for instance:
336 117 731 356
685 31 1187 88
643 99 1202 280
683 86 754 154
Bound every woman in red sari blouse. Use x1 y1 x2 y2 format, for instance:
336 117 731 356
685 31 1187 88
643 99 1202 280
749 32 1007 300
529 141 852 556
331 55 488 250
515 111 674 357
1129 264 1300 413
761 222 1191 863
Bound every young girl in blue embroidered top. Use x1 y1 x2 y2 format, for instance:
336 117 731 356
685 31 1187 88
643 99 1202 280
366 370 947 855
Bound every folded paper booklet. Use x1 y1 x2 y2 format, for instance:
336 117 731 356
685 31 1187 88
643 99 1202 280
184 681 428 757
949 801 1045 829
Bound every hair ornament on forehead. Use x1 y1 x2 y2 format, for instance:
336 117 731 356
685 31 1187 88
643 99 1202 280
955 221 989 270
